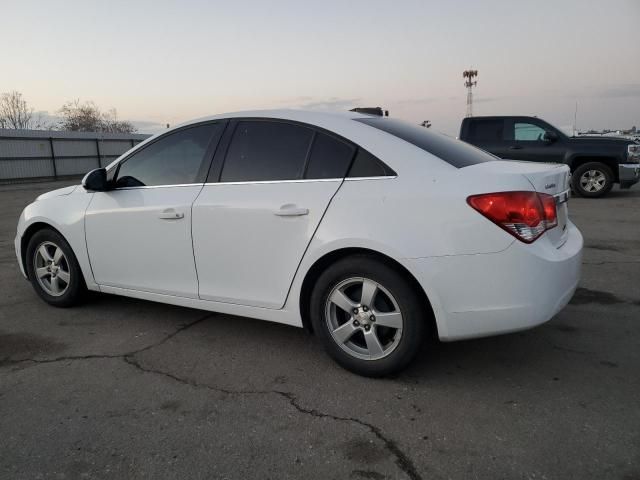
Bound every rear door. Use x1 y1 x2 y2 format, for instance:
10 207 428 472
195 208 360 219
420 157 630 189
505 118 566 163
192 119 356 309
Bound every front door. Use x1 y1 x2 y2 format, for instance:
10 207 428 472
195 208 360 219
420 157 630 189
192 119 356 309
505 119 566 163
85 122 225 298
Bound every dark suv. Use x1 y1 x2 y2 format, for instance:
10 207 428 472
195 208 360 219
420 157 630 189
459 116 640 197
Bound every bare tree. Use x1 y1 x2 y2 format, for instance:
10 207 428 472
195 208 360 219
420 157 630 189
102 108 137 134
58 100 136 133
0 91 33 129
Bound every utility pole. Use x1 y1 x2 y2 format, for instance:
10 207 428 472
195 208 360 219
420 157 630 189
463 69 478 117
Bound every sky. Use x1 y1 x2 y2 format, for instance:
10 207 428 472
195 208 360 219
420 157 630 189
3 0 639 135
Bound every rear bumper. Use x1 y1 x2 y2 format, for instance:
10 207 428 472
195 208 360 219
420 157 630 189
407 222 583 341
619 163 640 189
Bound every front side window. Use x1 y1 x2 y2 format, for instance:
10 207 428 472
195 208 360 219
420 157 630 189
221 121 313 182
514 122 547 141
115 123 221 187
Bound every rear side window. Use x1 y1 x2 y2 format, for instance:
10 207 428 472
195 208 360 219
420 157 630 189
356 117 495 168
466 119 505 142
347 149 394 177
221 121 313 182
304 133 355 179
115 123 221 187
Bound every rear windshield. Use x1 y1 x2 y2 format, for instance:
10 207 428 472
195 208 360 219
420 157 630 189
355 117 496 168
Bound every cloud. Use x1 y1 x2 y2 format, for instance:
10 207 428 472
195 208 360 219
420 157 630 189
294 97 361 110
474 96 504 104
593 84 640 98
276 95 314 104
396 97 440 105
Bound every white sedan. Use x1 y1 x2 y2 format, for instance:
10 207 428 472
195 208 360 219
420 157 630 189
15 109 583 376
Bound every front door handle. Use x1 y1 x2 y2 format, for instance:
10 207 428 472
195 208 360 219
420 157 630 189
509 145 523 150
158 208 184 220
274 204 309 217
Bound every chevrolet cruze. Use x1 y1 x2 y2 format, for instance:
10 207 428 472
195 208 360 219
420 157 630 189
15 109 583 376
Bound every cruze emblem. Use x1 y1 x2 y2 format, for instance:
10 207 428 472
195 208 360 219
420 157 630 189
545 183 556 189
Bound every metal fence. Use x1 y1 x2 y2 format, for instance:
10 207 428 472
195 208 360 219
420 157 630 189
0 129 151 183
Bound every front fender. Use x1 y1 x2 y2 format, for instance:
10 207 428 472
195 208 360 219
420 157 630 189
16 190 98 291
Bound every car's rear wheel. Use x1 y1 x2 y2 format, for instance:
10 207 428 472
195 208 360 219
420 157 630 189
572 162 614 198
26 228 86 307
310 255 428 376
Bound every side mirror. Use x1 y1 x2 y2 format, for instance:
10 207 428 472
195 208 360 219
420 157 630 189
543 131 558 143
82 168 109 191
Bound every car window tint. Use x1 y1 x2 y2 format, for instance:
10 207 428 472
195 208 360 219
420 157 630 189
467 119 504 141
347 149 394 177
514 122 546 141
356 117 494 168
221 121 313 182
304 133 355 179
115 124 220 187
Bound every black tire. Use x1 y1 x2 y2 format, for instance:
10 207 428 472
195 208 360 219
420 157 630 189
310 255 428 377
571 162 614 198
26 228 86 307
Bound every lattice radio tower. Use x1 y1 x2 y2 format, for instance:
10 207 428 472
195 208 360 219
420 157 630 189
463 69 478 117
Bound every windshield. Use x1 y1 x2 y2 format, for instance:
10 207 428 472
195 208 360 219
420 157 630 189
356 117 496 168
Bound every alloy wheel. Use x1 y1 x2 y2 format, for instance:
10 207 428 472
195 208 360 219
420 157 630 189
33 241 71 297
579 169 606 193
325 277 403 360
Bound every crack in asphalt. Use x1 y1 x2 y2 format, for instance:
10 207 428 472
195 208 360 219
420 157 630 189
123 355 422 480
1 312 423 480
2 314 212 368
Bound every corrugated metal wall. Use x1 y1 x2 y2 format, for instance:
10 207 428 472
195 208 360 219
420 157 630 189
0 129 151 182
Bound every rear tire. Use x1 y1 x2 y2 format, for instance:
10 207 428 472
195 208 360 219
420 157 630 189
571 162 614 198
310 255 428 377
26 228 86 308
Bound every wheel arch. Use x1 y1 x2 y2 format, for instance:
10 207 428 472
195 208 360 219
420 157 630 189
298 247 438 338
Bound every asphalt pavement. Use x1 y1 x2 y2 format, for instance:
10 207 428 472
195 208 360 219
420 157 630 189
1 180 638 479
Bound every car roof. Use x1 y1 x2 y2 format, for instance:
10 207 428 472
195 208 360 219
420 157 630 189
109 108 455 176
176 109 371 129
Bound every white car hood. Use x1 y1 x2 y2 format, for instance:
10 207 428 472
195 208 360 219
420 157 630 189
36 185 79 201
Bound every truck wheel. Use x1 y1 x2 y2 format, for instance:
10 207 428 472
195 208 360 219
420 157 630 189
572 162 614 198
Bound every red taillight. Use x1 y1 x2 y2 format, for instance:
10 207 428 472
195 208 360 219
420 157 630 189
467 191 557 243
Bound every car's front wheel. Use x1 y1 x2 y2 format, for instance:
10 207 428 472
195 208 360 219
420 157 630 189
26 228 86 307
572 162 614 198
310 255 428 377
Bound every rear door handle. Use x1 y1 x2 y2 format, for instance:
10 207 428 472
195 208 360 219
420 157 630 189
509 145 523 150
158 208 184 220
274 204 309 217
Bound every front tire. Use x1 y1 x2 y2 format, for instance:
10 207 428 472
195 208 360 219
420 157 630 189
572 162 614 198
310 255 428 377
26 228 86 307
